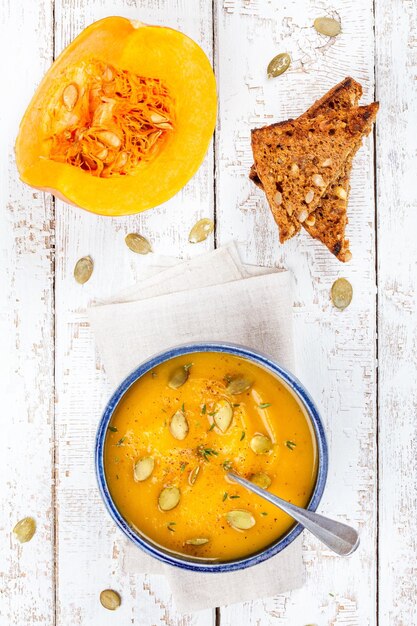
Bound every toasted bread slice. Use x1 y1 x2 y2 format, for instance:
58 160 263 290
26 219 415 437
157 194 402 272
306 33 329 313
251 102 379 243
249 77 363 188
249 78 366 260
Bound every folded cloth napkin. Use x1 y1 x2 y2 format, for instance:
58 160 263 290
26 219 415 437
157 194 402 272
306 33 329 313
88 242 304 612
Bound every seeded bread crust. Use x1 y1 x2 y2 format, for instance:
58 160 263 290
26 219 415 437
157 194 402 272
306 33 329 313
251 102 379 243
250 78 364 260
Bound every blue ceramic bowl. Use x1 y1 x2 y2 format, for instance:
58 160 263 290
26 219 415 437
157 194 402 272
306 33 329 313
95 342 328 573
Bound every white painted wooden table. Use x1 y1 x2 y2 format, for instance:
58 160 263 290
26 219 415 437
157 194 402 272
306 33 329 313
1 1 416 624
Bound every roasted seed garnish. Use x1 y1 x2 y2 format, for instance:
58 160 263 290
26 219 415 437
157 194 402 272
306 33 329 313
188 465 200 485
267 53 291 79
125 233 152 254
13 517 36 543
226 510 256 531
314 17 341 37
250 434 273 454
74 256 93 284
158 486 181 511
169 410 189 440
185 537 209 546
226 376 253 395
331 278 353 310
100 589 121 611
168 364 192 389
213 400 233 433
250 472 272 489
134 457 155 482
258 403 272 409
188 218 214 244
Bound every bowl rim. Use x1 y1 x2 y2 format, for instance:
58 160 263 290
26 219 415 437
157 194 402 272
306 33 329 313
95 342 328 573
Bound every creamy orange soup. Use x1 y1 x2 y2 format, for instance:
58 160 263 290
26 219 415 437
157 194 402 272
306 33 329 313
104 352 318 561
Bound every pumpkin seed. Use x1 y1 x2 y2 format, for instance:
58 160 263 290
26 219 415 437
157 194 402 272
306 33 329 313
314 17 341 37
213 400 233 432
185 537 209 546
62 83 78 111
168 364 191 389
158 486 181 511
188 218 214 244
133 457 154 482
267 53 291 79
97 130 121 148
125 233 152 255
226 376 253 395
250 434 273 454
13 517 36 543
99 589 121 611
250 472 272 489
331 278 353 310
169 409 189 440
226 510 256 531
188 465 200 485
74 256 93 284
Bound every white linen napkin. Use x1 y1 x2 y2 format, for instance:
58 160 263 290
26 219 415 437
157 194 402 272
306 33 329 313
88 242 304 612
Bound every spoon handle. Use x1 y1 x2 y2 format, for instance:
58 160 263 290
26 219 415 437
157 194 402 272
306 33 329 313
228 472 359 557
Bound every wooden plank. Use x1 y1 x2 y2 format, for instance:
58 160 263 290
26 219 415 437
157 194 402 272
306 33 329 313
215 1 377 624
53 2 215 624
375 1 417 624
0 0 55 624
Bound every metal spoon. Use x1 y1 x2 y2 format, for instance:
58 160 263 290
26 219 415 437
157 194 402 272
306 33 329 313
227 472 359 556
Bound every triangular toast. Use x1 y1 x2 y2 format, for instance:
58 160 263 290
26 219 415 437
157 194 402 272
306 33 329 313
249 77 362 189
251 102 379 243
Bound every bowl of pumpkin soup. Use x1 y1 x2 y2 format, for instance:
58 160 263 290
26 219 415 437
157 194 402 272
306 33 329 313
95 343 328 572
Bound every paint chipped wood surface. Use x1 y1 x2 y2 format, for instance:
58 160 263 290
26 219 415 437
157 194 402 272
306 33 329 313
0 1 415 626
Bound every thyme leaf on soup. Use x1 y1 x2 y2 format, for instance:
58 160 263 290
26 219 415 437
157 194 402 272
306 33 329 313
197 445 218 461
115 437 126 446
180 462 187 472
240 431 246 441
208 422 215 432
285 440 297 450
230 495 240 499
201 404 207 415
223 492 228 501
258 402 272 409
167 522 176 532
108 426 118 432
222 460 232 471
261 511 268 516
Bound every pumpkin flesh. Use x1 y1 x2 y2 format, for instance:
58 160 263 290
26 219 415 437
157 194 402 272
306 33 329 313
15 17 217 215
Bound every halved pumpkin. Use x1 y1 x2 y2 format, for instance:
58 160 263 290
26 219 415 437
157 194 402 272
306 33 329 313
15 17 217 216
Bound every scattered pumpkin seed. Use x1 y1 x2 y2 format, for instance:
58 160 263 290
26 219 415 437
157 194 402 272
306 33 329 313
226 376 253 395
168 364 191 389
188 218 214 243
188 465 200 485
125 233 152 254
250 434 273 455
133 457 154 482
331 277 353 310
13 517 36 543
158 486 181 511
213 400 233 432
74 256 93 284
185 537 210 546
250 472 272 489
267 53 291 79
169 409 189 440
226 510 256 531
100 589 121 611
314 17 341 37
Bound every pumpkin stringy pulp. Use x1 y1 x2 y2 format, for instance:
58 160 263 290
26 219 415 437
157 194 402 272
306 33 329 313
46 59 175 177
